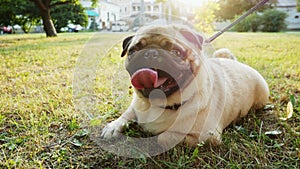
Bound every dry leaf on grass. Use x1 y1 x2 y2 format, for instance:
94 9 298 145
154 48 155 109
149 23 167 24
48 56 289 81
265 130 282 135
280 101 294 121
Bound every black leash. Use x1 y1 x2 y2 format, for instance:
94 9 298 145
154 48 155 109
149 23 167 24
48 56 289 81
205 0 270 43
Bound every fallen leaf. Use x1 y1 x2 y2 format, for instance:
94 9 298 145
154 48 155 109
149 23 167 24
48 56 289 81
280 101 294 121
265 130 282 135
70 138 83 147
264 104 274 110
75 129 89 138
286 101 294 119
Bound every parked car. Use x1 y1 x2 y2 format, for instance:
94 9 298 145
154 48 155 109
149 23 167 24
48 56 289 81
111 21 129 32
0 26 13 34
67 24 83 32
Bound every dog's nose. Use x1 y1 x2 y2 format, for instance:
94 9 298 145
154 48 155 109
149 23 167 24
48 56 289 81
144 49 159 59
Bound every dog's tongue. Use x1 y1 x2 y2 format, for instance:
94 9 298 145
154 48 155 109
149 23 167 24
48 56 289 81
131 68 168 90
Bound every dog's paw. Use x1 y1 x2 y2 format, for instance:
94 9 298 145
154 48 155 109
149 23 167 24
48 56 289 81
101 120 125 139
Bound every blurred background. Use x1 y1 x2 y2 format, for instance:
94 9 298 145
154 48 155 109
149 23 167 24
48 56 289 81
0 0 299 36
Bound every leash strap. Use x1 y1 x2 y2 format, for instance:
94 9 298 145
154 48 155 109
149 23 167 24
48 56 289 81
205 0 270 43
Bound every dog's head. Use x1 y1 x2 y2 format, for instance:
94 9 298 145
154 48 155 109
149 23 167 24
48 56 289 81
121 25 204 98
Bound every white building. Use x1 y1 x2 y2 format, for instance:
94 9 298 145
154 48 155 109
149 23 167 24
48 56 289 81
131 0 162 16
276 0 300 30
107 0 132 18
97 1 121 29
81 0 121 30
107 0 164 27
80 0 196 30
80 0 97 29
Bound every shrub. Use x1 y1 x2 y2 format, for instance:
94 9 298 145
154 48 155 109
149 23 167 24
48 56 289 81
234 15 251 32
248 13 262 32
234 9 287 32
261 9 288 32
234 13 262 32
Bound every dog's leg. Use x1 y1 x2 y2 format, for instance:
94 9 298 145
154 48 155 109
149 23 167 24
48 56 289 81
157 97 203 147
157 131 188 148
101 106 136 139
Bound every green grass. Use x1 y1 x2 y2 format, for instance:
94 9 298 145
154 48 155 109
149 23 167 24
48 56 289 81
0 32 299 168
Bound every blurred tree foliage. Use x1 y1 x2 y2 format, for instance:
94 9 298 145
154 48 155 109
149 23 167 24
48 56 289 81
261 9 287 32
234 9 287 32
0 0 96 36
0 0 40 33
194 1 220 33
215 0 275 20
234 13 262 32
51 3 88 32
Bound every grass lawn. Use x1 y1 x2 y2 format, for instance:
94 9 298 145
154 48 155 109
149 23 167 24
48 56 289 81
0 32 299 168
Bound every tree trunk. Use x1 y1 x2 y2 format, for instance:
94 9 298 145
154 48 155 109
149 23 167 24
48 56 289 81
40 8 57 37
31 0 57 37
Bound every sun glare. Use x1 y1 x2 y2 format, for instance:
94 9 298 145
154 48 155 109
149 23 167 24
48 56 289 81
177 0 203 7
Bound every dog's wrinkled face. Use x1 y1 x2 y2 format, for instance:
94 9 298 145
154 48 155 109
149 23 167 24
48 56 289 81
121 25 204 98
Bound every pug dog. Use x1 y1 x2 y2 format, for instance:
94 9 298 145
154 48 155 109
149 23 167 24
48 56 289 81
101 25 269 147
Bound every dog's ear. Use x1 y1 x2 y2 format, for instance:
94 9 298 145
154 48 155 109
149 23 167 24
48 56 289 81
121 35 134 57
179 30 203 50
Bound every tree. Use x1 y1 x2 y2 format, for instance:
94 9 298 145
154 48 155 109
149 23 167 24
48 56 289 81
261 9 287 32
0 0 16 26
297 0 300 12
15 15 40 33
14 2 40 33
29 0 97 37
194 1 220 33
30 0 58 37
215 0 275 21
51 3 88 32
0 0 95 36
0 0 40 33
234 13 262 32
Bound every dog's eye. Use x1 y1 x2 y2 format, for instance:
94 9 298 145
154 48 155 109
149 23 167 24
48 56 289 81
170 48 186 59
128 48 137 55
170 49 181 56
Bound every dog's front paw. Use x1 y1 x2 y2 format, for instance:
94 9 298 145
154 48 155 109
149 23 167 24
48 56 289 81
101 120 125 139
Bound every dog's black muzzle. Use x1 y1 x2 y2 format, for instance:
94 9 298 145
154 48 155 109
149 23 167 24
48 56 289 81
126 48 194 98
